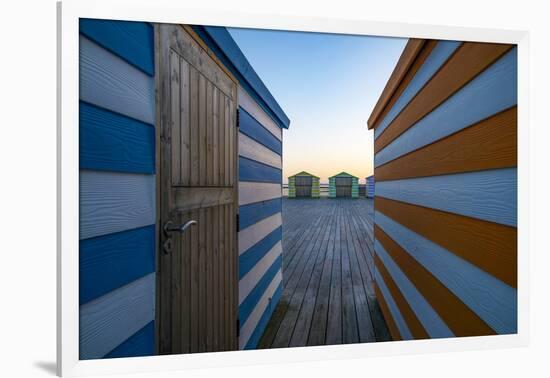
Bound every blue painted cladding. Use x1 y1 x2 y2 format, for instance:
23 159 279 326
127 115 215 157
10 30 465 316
239 197 282 230
244 282 283 349
375 48 518 167
239 226 283 278
375 211 517 334
80 225 156 305
239 157 282 184
239 255 282 326
375 168 517 227
80 101 155 174
375 41 462 139
80 18 155 76
239 108 283 155
192 26 290 129
104 321 155 359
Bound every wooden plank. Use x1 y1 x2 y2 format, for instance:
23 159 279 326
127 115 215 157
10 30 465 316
225 97 231 186
376 197 517 288
341 210 359 344
80 225 155 305
189 66 200 186
239 226 283 278
224 204 231 349
218 204 226 350
80 19 154 76
206 208 214 349
239 108 283 155
374 43 515 153
80 273 156 359
219 93 226 186
240 271 283 349
180 59 191 186
374 270 413 340
170 50 181 185
326 207 343 345
206 81 214 185
170 211 183 353
80 101 155 174
238 86 282 141
212 206 220 350
239 198 282 231
376 107 517 181
239 242 283 304
239 182 281 206
80 35 155 125
105 321 155 358
375 249 449 338
375 50 517 167
189 207 200 353
367 39 426 129
374 40 461 138
239 157 282 183
180 210 192 353
238 212 282 254
212 87 219 186
239 132 282 169
374 283 401 341
79 170 155 240
376 168 517 227
244 282 283 349
375 214 516 334
172 187 233 212
199 74 207 187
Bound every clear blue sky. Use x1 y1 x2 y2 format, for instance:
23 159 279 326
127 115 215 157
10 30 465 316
228 27 407 183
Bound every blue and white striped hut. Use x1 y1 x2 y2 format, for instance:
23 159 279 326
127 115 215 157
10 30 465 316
79 19 289 359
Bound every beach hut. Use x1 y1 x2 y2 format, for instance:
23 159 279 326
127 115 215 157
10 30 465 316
79 19 290 359
368 39 517 340
328 172 359 198
288 171 320 198
366 175 375 198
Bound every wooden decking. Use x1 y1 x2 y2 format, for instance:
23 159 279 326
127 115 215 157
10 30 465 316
258 198 391 348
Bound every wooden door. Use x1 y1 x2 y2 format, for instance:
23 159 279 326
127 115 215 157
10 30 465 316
156 24 238 355
295 176 312 197
335 177 352 197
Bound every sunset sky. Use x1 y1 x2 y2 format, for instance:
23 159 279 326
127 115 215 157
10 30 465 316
228 27 406 184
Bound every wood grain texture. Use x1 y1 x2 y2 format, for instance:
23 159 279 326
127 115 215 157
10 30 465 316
375 212 516 334
239 132 282 169
238 212 282 254
240 271 282 349
239 197 282 230
80 225 155 305
238 182 281 206
374 270 412 340
104 321 155 359
375 168 517 227
239 242 283 304
79 170 155 240
80 18 154 76
375 242 453 338
80 101 155 174
239 107 283 155
239 156 282 183
374 255 429 339
239 226 283 278
375 48 518 167
376 107 517 181
368 39 426 129
238 86 282 141
376 197 517 287
374 40 461 138
374 283 400 341
80 35 155 125
79 273 156 359
375 42 514 153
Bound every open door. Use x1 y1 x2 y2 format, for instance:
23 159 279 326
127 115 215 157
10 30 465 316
156 24 239 354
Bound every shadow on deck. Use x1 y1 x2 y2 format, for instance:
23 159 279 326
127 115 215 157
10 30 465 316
258 198 391 348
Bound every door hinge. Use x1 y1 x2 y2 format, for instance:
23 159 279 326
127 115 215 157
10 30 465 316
237 317 240 337
236 213 240 233
236 108 240 128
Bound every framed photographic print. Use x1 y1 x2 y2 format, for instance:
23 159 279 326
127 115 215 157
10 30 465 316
57 1 529 376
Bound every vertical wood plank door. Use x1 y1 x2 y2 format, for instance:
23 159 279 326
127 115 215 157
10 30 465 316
157 24 239 355
295 176 312 197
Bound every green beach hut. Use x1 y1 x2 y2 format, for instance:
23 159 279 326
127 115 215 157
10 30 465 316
329 172 359 198
288 171 320 198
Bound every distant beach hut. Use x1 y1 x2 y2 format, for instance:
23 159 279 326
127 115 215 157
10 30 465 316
288 171 320 198
366 175 375 198
329 172 359 198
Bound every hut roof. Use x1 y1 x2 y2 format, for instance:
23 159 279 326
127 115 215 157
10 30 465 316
329 171 358 179
289 171 319 179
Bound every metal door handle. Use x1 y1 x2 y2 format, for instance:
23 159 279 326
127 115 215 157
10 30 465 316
163 220 198 235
